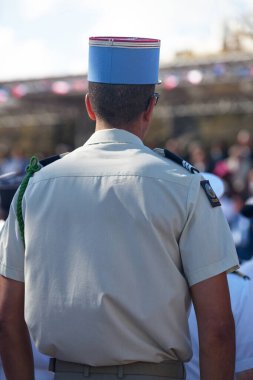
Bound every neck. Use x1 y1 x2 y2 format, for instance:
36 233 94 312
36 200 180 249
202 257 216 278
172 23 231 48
95 119 147 141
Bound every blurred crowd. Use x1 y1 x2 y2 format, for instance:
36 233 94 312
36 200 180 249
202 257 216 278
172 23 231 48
0 145 28 176
166 128 253 263
165 129 253 200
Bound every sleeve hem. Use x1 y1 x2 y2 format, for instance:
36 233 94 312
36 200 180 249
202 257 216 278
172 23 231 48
0 262 24 282
188 258 239 286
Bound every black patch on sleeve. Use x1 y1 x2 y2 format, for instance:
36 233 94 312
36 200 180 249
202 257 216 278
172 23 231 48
200 180 221 208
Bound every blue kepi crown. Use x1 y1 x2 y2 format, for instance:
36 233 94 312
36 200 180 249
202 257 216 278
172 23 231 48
88 36 161 85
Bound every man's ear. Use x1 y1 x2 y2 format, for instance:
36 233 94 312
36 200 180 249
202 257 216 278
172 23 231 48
85 93 96 121
143 97 155 123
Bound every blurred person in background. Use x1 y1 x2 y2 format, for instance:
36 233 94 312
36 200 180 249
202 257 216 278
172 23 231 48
226 144 250 196
161 136 253 378
185 272 253 380
245 168 253 198
0 146 28 175
164 137 182 155
229 194 253 263
0 147 28 176
186 194 253 380
209 140 227 168
0 144 10 176
187 142 213 173
213 130 252 198
0 36 239 380
240 197 253 278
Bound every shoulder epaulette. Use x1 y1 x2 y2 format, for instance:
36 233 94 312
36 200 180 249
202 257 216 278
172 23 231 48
154 148 199 174
154 147 222 208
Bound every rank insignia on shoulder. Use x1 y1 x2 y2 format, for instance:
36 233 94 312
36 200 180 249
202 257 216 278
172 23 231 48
200 180 221 208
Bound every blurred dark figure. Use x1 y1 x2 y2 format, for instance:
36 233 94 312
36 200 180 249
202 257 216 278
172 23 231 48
240 198 253 278
187 142 213 172
229 195 253 263
0 173 23 220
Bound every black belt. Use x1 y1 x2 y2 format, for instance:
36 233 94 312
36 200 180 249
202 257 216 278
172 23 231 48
49 358 185 378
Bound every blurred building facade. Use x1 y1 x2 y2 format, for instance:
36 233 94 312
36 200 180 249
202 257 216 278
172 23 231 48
1 51 253 154
1 11 253 155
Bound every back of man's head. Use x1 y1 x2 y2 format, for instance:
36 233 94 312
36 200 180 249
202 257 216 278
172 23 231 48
88 82 155 128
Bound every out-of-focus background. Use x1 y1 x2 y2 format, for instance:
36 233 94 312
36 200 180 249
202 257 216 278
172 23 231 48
1 0 253 261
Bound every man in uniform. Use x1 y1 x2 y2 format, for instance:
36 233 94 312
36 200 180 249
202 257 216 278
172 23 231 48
0 36 239 380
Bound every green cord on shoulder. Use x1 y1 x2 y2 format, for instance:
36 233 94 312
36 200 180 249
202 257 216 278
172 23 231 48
16 156 42 247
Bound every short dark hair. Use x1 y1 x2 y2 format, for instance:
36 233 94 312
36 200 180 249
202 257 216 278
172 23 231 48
88 82 155 127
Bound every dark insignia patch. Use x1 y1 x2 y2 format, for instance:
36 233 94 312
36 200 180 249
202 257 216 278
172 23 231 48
200 180 221 208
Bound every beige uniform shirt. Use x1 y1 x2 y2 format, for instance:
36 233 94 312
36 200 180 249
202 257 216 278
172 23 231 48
0 129 239 365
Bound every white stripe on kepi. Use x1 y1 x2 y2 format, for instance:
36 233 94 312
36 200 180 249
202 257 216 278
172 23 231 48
89 37 160 48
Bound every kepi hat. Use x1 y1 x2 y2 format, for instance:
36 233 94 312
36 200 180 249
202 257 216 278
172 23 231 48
88 36 161 85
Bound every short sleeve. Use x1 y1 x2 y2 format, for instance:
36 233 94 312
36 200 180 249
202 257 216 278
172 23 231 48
179 175 239 286
0 191 25 282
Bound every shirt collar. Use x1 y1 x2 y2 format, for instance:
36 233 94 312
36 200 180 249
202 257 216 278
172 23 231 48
84 128 144 147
